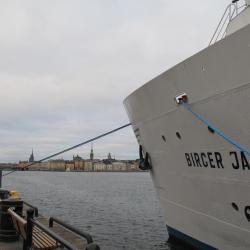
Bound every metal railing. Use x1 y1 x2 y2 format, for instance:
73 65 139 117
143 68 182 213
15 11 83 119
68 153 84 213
23 200 39 217
49 217 93 244
209 1 247 46
26 209 77 250
25 208 100 250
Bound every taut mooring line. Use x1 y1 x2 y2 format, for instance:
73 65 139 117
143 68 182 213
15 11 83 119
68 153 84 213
3 123 131 177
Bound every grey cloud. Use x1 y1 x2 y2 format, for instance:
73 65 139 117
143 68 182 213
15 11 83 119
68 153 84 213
0 0 232 162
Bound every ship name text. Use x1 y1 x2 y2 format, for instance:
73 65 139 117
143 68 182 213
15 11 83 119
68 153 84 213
185 151 250 170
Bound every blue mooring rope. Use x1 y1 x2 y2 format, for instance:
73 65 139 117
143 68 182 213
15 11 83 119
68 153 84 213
181 102 250 157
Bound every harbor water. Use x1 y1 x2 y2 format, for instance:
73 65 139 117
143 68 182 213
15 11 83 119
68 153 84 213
3 171 182 250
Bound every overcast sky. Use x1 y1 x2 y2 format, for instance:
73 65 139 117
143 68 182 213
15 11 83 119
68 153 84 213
0 0 236 162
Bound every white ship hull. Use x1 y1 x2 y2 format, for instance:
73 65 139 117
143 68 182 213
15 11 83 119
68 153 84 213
124 24 250 249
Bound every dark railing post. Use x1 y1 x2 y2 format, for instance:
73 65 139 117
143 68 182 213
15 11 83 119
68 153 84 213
23 201 39 217
49 217 53 228
0 170 2 188
26 208 34 249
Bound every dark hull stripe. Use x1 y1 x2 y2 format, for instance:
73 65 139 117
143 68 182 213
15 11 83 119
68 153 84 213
167 225 218 250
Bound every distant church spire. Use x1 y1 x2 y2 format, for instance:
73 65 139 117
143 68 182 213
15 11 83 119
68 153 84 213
29 149 34 162
90 143 94 161
108 152 112 160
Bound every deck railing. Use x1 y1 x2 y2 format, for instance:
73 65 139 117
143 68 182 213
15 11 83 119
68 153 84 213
49 216 94 245
23 200 39 217
26 208 100 250
209 1 246 46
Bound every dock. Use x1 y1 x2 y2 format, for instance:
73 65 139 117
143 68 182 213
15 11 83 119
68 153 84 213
0 202 99 250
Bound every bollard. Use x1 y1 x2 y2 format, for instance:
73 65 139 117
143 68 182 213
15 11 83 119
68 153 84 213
26 209 34 249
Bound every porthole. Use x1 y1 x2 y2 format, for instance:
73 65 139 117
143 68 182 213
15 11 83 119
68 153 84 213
232 202 239 211
245 206 250 222
176 132 181 140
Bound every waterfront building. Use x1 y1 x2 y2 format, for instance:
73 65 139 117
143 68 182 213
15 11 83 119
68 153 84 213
106 163 113 171
74 159 85 170
73 155 85 170
0 163 18 170
30 162 49 170
49 159 65 171
129 160 140 171
19 161 29 170
65 161 74 171
112 161 127 171
18 159 139 172
102 159 113 171
18 161 50 170
18 148 140 172
93 161 106 172
84 161 94 171
73 155 82 161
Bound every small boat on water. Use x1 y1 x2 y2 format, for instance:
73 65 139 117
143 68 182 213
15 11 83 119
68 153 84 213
124 1 250 249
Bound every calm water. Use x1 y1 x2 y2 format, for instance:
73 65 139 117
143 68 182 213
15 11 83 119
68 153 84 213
3 171 182 250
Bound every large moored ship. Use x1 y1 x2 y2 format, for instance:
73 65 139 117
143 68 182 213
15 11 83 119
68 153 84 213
124 1 250 249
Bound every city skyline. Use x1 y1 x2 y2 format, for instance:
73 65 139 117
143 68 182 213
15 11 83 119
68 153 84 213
21 145 137 165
